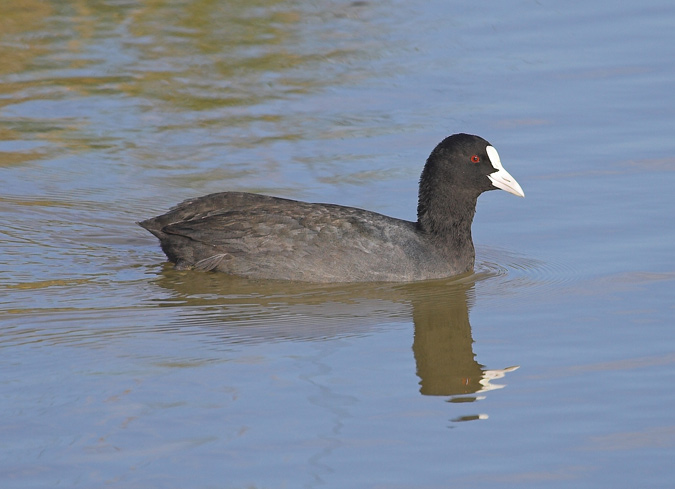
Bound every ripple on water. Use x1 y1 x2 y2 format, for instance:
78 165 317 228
474 245 578 305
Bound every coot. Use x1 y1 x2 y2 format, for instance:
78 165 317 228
139 133 524 282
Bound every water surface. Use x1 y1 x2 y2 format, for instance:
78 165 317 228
2 1 675 488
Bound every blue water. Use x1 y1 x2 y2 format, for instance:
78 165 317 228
1 1 674 488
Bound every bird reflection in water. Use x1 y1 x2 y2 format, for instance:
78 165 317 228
410 279 519 404
149 268 519 421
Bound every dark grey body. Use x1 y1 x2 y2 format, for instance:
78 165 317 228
139 192 474 282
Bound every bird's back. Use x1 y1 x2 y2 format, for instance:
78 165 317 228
139 192 465 282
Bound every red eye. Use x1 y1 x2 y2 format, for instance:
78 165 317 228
470 155 480 163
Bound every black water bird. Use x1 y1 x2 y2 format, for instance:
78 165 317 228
139 133 524 282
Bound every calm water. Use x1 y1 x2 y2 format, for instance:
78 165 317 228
2 1 675 488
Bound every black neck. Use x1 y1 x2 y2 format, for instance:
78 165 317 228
417 188 478 263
